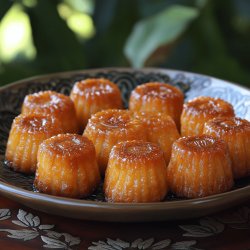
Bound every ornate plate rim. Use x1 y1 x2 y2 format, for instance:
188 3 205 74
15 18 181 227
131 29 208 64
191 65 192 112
0 67 249 222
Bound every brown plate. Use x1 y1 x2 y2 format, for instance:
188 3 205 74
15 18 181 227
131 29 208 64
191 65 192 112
0 68 250 222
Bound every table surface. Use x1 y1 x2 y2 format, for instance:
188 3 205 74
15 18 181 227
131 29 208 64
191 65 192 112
0 196 250 250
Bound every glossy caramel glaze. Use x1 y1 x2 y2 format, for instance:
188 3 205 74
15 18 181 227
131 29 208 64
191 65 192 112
129 82 184 129
132 111 180 164
5 114 63 174
83 109 147 175
22 91 79 133
167 135 234 198
104 140 168 202
34 134 100 198
204 117 250 179
70 78 123 129
181 96 235 136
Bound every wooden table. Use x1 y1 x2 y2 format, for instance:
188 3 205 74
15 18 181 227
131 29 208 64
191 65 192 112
0 196 250 249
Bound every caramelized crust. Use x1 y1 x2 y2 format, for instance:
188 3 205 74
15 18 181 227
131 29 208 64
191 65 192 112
129 82 184 129
84 109 147 175
34 134 100 198
204 117 250 178
22 91 79 133
104 140 168 202
181 96 235 136
132 111 180 164
70 78 123 129
5 114 62 174
167 135 234 198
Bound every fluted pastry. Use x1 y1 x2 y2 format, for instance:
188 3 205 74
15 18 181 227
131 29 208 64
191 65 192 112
22 91 79 133
84 109 147 175
181 96 235 137
104 140 168 202
70 78 123 129
129 82 184 129
34 134 100 198
5 114 62 174
167 135 234 198
204 117 250 179
132 111 180 164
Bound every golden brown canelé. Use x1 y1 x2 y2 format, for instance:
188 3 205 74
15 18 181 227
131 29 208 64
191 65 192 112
34 134 100 198
167 135 234 198
70 78 123 129
132 111 180 164
83 109 147 175
129 82 184 129
22 91 79 134
104 140 168 202
5 114 63 174
181 96 235 137
204 117 250 179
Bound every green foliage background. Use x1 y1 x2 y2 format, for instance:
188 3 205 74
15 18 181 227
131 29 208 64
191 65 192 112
0 0 250 87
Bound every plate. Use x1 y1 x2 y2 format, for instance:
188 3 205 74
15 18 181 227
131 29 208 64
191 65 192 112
0 68 250 222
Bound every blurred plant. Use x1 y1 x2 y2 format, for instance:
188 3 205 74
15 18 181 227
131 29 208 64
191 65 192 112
0 0 249 87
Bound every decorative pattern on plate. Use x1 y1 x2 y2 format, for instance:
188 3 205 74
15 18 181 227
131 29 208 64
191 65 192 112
0 208 80 249
0 69 250 200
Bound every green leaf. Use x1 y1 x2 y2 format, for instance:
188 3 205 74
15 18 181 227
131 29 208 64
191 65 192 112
124 5 199 67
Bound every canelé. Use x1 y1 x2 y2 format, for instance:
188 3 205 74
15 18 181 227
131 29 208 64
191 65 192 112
204 117 250 179
167 135 234 198
104 140 168 202
22 91 79 133
70 78 123 129
34 134 100 198
181 96 235 136
129 82 184 129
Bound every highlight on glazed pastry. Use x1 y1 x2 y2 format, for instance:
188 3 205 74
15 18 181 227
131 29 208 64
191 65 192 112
132 111 180 164
129 82 184 129
167 135 234 198
83 109 147 175
104 140 168 203
34 134 100 198
181 96 235 137
204 117 250 179
70 78 123 129
22 90 79 134
5 114 63 174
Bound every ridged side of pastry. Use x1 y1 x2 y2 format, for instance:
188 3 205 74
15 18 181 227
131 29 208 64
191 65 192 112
104 140 168 202
129 82 184 129
204 117 250 179
132 111 180 164
22 90 79 133
167 135 234 198
181 96 235 137
34 134 100 198
84 109 147 175
70 78 123 129
5 114 62 174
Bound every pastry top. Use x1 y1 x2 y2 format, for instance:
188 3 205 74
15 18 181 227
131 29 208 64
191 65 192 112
130 82 183 102
132 111 178 129
11 114 62 134
86 109 142 133
173 135 228 154
183 96 235 117
110 140 165 165
39 134 95 159
22 91 75 115
71 78 122 98
204 117 250 135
